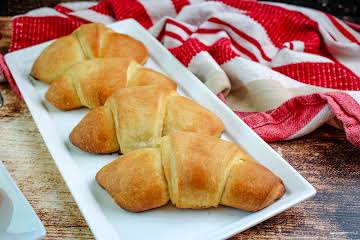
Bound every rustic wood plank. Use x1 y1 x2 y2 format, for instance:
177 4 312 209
44 226 94 239
0 17 12 54
1 82 359 239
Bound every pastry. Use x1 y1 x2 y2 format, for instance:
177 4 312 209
45 58 176 110
31 23 148 83
70 85 224 154
96 132 285 212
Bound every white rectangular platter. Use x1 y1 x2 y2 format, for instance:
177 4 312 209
5 19 316 240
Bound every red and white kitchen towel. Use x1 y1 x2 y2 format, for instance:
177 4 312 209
2 0 360 147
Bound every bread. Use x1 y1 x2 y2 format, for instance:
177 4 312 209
45 58 177 110
70 85 224 154
31 23 148 84
96 132 285 212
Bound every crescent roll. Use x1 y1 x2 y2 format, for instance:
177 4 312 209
45 58 176 110
31 23 148 83
96 132 285 212
70 85 224 154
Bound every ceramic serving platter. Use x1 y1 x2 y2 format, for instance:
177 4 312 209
4 19 316 240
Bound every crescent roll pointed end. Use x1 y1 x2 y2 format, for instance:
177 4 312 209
220 150 285 212
45 74 82 111
70 106 120 154
31 35 86 84
96 148 169 212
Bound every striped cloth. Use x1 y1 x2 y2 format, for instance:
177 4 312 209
2 0 360 147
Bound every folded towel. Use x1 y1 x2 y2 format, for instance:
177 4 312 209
3 0 360 147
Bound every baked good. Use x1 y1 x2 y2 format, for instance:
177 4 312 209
70 85 224 154
31 23 148 84
45 58 176 110
96 132 285 212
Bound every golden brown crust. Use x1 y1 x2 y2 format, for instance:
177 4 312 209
163 95 224 137
70 106 119 153
45 58 177 110
69 86 224 154
71 58 131 108
220 150 285 211
96 148 169 212
105 85 172 154
100 32 148 64
45 74 82 111
32 23 148 84
161 132 239 208
127 66 177 90
73 23 107 58
97 132 285 212
31 35 86 84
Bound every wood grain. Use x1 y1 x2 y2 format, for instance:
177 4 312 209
1 82 359 239
0 17 12 54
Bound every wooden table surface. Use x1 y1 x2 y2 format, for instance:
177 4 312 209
1 5 360 240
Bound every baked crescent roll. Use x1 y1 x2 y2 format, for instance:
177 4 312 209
45 58 176 110
96 132 285 212
70 85 224 154
31 23 148 83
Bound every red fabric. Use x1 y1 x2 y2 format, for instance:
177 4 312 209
208 17 272 61
238 94 329 141
172 0 190 13
54 5 73 14
322 92 360 146
10 16 81 51
208 38 238 65
169 38 207 67
108 0 153 29
90 1 115 16
326 14 360 44
273 62 360 90
0 54 22 98
219 0 323 51
238 92 360 145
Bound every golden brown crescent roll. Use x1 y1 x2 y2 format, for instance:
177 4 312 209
31 23 148 84
96 132 285 212
45 58 177 110
70 85 224 154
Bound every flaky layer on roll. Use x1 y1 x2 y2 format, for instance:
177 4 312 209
31 23 148 84
70 86 224 154
96 132 285 212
